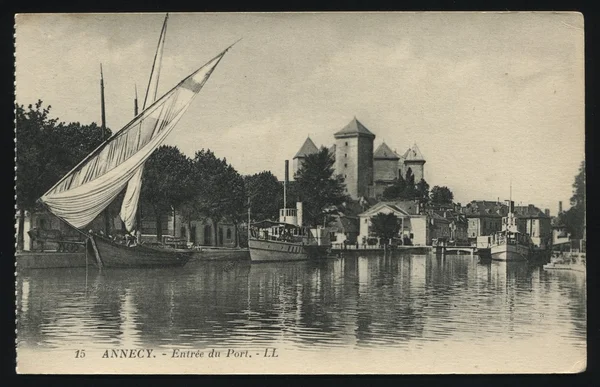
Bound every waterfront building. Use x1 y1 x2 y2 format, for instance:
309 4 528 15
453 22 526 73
327 215 360 245
514 204 552 250
463 200 507 241
357 200 431 246
427 207 469 244
141 209 238 248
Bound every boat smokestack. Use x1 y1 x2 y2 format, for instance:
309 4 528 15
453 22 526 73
296 202 303 227
284 160 289 209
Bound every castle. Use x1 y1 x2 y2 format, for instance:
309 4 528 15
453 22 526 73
293 117 426 200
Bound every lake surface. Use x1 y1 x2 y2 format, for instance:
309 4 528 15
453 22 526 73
16 253 586 373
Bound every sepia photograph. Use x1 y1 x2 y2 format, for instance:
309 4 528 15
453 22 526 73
14 12 585 374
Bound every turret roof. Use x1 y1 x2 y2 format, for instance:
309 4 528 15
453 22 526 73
374 142 400 160
334 117 376 139
293 137 319 159
404 143 425 162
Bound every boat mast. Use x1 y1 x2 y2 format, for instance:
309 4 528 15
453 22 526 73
134 85 142 238
100 64 110 235
134 84 139 116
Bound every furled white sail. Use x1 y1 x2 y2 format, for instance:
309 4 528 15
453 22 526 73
120 14 168 233
40 48 230 229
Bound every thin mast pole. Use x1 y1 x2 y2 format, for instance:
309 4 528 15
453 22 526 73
100 64 110 235
134 84 139 116
100 64 107 140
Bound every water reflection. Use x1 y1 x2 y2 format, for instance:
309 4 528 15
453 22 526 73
17 253 586 354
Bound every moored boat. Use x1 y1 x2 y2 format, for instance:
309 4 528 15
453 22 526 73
247 161 329 263
490 200 533 262
86 235 193 268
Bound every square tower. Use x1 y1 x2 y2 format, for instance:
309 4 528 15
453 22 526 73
334 117 375 199
401 143 426 182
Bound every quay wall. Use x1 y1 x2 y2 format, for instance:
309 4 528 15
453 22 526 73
16 252 87 269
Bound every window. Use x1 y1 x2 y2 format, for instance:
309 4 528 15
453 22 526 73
344 163 347 168
345 142 348 146
226 228 232 239
365 219 368 223
345 153 347 158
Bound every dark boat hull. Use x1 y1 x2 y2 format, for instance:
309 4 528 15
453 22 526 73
87 236 192 268
248 238 328 262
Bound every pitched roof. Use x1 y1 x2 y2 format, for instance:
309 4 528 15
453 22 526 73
334 117 376 139
374 142 400 160
404 143 425 162
514 205 549 219
463 200 507 217
293 137 319 159
359 200 420 217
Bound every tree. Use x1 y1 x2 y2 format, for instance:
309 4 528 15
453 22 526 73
382 174 430 205
559 161 585 239
141 145 194 241
430 186 454 206
190 149 245 246
244 171 282 221
382 176 407 200
370 212 401 244
15 101 109 249
294 147 348 227
415 179 430 205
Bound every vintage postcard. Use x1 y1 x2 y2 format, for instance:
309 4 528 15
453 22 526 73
14 12 585 374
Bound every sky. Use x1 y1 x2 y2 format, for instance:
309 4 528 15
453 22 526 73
15 12 584 215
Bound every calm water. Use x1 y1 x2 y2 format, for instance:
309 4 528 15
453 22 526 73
16 253 586 372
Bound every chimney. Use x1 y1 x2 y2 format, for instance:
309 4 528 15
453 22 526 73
296 202 303 227
559 201 563 214
284 160 289 209
544 209 550 217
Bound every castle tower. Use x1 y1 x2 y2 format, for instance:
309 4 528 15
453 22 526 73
373 142 400 182
293 137 319 175
334 117 375 199
402 143 426 182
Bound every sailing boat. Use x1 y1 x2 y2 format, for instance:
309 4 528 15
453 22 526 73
38 15 238 268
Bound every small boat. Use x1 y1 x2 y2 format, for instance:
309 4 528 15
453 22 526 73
490 200 533 262
543 251 586 273
37 14 239 268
